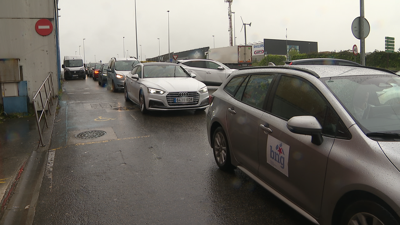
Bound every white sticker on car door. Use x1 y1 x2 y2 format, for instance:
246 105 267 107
267 135 290 177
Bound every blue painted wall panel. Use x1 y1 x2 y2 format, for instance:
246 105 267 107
3 96 28 114
18 81 27 96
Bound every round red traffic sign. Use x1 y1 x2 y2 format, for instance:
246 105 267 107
353 44 358 55
35 19 53 36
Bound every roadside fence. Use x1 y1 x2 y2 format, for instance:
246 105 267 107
33 72 55 147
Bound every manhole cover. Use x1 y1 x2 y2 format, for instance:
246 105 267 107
76 130 107 139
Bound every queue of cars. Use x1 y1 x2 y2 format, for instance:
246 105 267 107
68 58 400 224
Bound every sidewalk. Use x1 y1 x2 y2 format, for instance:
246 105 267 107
0 100 58 222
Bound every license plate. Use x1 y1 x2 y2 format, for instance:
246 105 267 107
73 75 78 77
175 97 193 103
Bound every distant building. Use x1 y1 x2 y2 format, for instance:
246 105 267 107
264 39 318 56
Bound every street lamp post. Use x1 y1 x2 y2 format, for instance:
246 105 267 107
134 0 139 59
157 38 160 62
123 36 125 58
232 12 236 46
140 45 142 61
212 35 215 48
83 38 86 64
167 10 170 62
79 45 81 55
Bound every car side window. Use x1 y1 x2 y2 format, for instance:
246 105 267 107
190 61 207 68
240 75 274 109
206 61 220 70
224 76 247 96
271 75 350 138
234 76 250 101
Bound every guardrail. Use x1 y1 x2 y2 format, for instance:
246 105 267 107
33 72 55 147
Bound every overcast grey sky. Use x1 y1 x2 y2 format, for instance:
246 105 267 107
58 0 400 63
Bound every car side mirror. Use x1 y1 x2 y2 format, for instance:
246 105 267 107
190 73 197 78
131 74 139 80
62 64 65 68
287 116 323 145
217 66 224 70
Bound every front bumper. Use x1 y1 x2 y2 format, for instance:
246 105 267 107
146 92 210 111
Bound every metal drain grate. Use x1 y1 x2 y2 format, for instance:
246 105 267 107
76 130 107 139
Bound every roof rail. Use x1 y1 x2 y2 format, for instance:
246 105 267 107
237 66 321 78
361 66 396 74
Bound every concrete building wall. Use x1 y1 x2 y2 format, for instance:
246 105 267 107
0 0 58 104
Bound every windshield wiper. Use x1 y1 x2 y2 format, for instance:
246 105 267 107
366 132 400 140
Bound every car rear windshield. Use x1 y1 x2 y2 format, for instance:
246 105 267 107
322 75 400 135
115 60 138 71
65 60 83 67
143 65 190 78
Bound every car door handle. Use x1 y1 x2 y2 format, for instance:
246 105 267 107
260 123 273 133
228 107 236 114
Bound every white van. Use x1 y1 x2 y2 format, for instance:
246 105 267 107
62 56 85 80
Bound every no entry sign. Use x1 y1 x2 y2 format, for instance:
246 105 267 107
35 19 53 36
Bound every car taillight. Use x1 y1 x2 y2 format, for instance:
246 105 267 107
209 95 214 105
94 70 99 74
289 62 293 65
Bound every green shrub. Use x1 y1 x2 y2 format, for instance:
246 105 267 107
253 55 286 66
289 50 400 71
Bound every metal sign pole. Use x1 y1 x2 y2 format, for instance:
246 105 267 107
360 0 365 66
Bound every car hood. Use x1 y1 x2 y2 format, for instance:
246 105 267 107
378 142 400 171
141 78 206 92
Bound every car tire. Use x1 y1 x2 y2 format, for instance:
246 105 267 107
124 85 129 102
212 127 234 171
111 81 117 92
139 91 148 114
340 200 399 225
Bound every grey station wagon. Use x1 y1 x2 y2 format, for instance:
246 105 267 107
206 65 400 225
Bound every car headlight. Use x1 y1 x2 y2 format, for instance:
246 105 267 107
116 74 124 79
198 86 208 94
148 88 165 95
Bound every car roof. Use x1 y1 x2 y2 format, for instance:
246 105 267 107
114 57 138 61
140 62 181 66
286 58 361 66
234 65 395 79
177 59 215 63
64 56 83 60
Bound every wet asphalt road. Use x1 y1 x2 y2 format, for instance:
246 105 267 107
32 77 314 225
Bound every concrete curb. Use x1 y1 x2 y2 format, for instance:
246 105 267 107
0 98 58 225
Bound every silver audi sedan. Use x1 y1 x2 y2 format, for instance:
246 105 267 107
124 62 209 113
207 65 400 225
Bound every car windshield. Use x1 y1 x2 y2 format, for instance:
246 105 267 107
102 64 108 72
95 64 102 69
65 59 83 67
115 60 138 71
322 75 400 135
143 65 190 78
